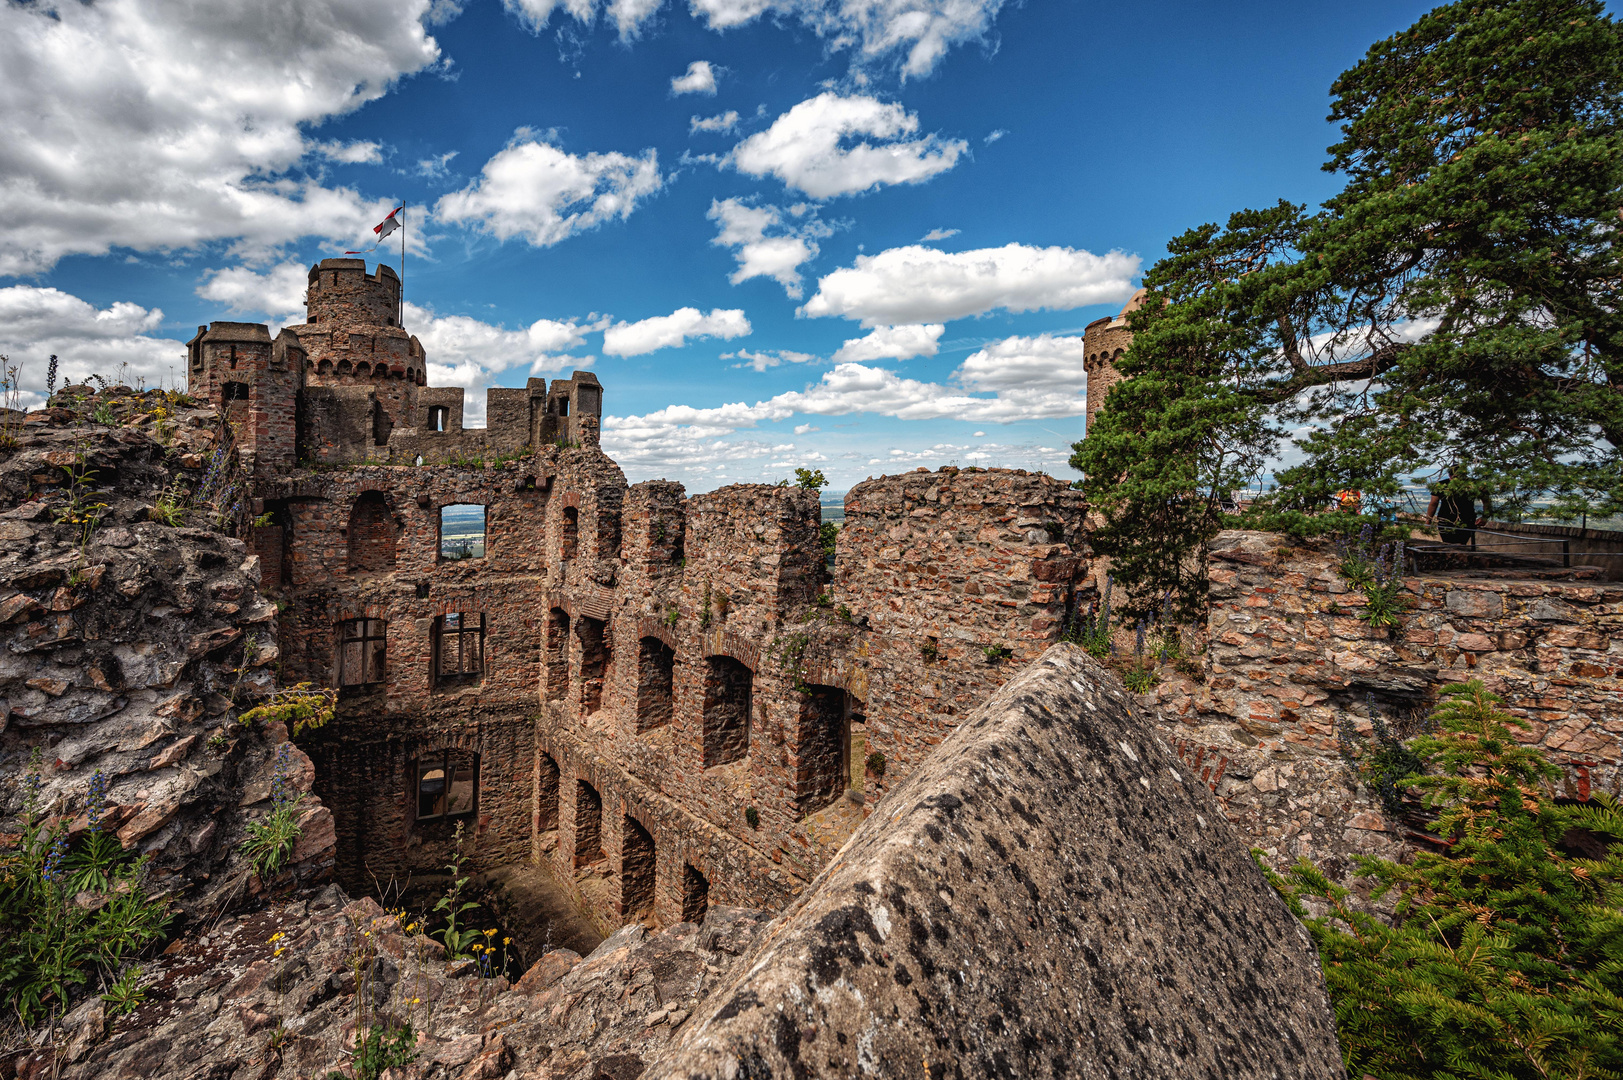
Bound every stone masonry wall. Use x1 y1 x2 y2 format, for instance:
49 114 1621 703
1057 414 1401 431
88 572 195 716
1145 529 1623 876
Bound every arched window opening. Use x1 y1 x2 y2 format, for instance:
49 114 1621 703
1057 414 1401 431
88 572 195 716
537 752 560 831
796 685 851 815
635 637 675 733
346 492 396 571
543 609 570 701
621 817 655 919
427 405 449 432
574 780 604 866
681 864 709 924
702 655 752 768
561 505 578 561
433 612 486 685
598 505 622 561
439 504 486 560
576 617 608 715
416 749 478 821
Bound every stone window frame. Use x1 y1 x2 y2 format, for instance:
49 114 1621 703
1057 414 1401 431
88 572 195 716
414 749 479 823
335 617 387 687
438 503 488 562
433 611 486 686
427 405 449 432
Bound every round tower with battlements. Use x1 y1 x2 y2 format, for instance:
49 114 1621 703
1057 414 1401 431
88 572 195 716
290 258 427 440
1082 288 1146 433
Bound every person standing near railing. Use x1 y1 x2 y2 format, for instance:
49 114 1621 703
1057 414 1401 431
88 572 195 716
1426 472 1493 547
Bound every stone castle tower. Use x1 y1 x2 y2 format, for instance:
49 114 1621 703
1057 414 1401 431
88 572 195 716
186 258 602 469
1082 288 1146 432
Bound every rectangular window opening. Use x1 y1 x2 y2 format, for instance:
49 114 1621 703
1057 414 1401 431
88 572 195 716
434 612 486 685
416 750 479 822
440 504 486 561
336 618 387 687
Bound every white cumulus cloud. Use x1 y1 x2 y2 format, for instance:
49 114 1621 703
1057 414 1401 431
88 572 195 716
602 307 751 357
707 199 829 297
687 0 1008 77
802 243 1140 326
691 111 741 135
504 0 664 37
724 348 818 372
196 261 311 329
831 323 943 363
0 286 188 400
920 227 958 242
0 0 444 275
954 332 1089 393
405 301 597 426
730 93 964 200
314 140 386 164
671 60 719 94
436 132 664 247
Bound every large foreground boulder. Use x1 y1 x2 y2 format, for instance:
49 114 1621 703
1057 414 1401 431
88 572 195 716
647 644 1346 1079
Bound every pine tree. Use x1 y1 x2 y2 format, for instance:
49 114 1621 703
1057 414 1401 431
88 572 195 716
1267 681 1623 1079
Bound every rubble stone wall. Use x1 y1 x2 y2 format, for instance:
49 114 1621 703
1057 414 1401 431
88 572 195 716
1147 529 1623 876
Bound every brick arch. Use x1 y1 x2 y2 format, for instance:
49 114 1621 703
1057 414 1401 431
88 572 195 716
333 601 391 623
558 491 583 510
345 491 397 571
703 630 761 673
635 617 677 651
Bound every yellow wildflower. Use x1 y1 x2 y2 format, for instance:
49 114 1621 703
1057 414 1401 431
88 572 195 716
484 928 497 937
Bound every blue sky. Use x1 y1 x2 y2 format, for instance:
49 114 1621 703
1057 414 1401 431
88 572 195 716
0 0 1437 491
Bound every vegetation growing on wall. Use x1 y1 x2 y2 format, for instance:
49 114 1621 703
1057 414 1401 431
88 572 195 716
1268 681 1623 1079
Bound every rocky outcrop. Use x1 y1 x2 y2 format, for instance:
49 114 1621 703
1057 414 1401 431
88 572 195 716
647 644 1346 1079
24 888 772 1080
0 387 335 921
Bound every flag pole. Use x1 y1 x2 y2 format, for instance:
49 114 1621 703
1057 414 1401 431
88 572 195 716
400 203 406 330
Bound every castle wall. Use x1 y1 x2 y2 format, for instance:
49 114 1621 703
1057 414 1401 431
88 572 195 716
263 457 562 889
1146 530 1623 877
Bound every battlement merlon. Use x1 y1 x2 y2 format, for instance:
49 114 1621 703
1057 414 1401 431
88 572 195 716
305 257 402 330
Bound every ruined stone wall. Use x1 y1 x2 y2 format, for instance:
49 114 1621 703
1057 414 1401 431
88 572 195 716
531 466 1096 932
260 456 566 889
831 468 1092 802
1146 529 1623 875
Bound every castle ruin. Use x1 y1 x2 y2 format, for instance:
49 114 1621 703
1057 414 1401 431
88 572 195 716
188 258 1096 931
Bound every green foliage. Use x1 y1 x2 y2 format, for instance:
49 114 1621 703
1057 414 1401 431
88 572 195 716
744 806 760 830
53 444 110 542
148 477 187 527
835 604 853 624
433 822 481 959
865 751 886 777
770 631 812 693
818 520 838 565
0 355 26 449
1267 681 1623 1079
240 744 305 881
238 682 336 737
327 1023 418 1080
1071 0 1623 613
0 758 172 1025
661 607 679 629
1061 576 1116 659
982 644 1013 663
919 638 938 663
101 965 146 1018
252 511 275 528
1336 694 1428 816
793 467 827 492
1334 525 1413 630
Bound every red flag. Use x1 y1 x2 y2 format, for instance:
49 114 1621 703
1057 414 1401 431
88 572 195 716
345 207 404 254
